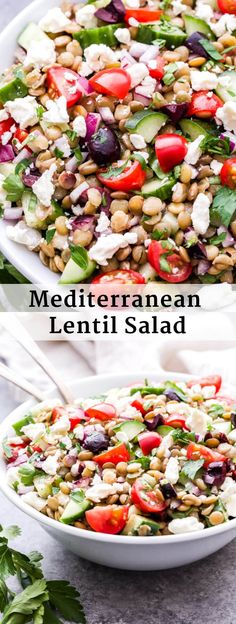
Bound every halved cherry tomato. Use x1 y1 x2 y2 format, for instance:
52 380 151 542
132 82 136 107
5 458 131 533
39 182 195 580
52 406 84 430
187 91 223 119
186 442 227 466
187 375 222 393
4 441 27 464
94 442 130 466
47 67 83 107
92 269 145 285
131 399 146 414
52 406 65 423
220 158 236 189
0 117 14 141
131 477 167 514
148 240 192 283
85 403 116 422
217 0 236 12
14 127 29 144
138 431 162 455
155 133 187 173
147 56 166 80
89 68 131 100
125 8 162 21
97 160 146 192
86 504 129 534
165 415 189 430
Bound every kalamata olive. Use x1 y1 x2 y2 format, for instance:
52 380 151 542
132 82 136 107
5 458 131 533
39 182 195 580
231 413 236 428
164 389 181 402
83 431 109 453
144 413 164 430
95 0 125 23
163 103 188 123
185 32 208 58
87 126 121 165
203 461 227 488
160 482 176 499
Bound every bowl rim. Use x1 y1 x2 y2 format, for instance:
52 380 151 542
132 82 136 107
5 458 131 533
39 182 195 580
1 370 236 545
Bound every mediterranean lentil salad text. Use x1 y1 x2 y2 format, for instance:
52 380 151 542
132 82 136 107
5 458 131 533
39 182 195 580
3 375 236 536
1 0 236 283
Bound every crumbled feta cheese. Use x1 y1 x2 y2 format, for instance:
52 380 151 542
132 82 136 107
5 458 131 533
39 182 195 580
186 407 211 437
202 385 216 399
190 70 218 92
185 135 204 165
220 477 236 516
1 131 12 145
43 96 69 125
88 232 138 265
172 0 188 15
130 133 146 149
126 63 149 88
210 159 223 175
126 0 140 6
169 517 204 534
216 101 236 133
228 429 236 442
115 28 131 45
22 491 46 512
6 221 42 248
7 466 20 488
72 115 87 137
195 1 213 22
95 212 110 234
39 7 71 33
165 457 179 484
85 481 117 503
158 432 174 458
50 415 71 435
84 44 117 72
75 4 98 29
191 192 210 236
5 96 38 129
60 435 73 450
211 14 236 37
32 164 56 207
54 135 71 158
43 450 61 476
21 423 46 442
24 38 56 69
0 109 9 121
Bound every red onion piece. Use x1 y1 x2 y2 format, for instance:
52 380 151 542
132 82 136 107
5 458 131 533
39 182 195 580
196 259 211 275
71 215 96 232
220 132 236 151
120 50 136 68
85 113 101 141
140 46 160 63
77 75 93 95
18 485 34 495
11 453 28 467
0 144 15 162
99 107 115 124
217 225 235 248
22 173 40 187
73 477 91 489
129 42 150 58
133 89 151 107
13 148 32 164
4 207 23 220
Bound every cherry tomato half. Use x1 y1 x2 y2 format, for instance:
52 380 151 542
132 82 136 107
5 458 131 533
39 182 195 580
85 403 116 422
97 160 146 192
4 442 27 463
92 269 145 285
164 415 189 430
187 91 223 119
138 431 162 455
131 477 167 514
220 157 236 189
187 375 222 393
148 240 192 283
89 68 131 100
86 504 129 534
94 442 130 466
217 0 236 12
147 56 166 80
186 442 227 466
131 399 146 414
52 406 84 430
125 8 162 21
47 67 83 107
0 117 14 141
155 133 187 173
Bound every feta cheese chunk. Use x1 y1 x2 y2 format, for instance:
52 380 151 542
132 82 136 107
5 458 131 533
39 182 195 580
216 102 236 133
210 159 223 175
126 63 149 88
85 481 117 503
211 14 236 37
185 135 204 165
186 407 211 437
169 517 204 534
24 38 56 69
220 477 236 517
130 133 146 149
32 164 57 207
84 44 117 72
72 115 87 137
6 221 42 248
50 415 71 435
54 135 71 158
7 466 20 488
190 70 218 92
22 491 46 512
172 0 188 15
43 96 69 125
95 212 110 234
165 457 179 484
195 1 213 22
5 96 38 129
39 7 71 33
115 28 131 45
21 423 46 442
75 4 98 29
42 450 61 476
191 193 211 235
88 232 137 265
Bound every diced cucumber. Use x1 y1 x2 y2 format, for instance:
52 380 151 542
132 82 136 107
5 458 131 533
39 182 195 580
113 420 146 442
139 262 157 282
136 23 187 48
73 24 123 48
60 490 91 524
157 425 174 436
122 514 160 536
149 155 166 179
13 414 34 435
141 176 175 200
18 22 50 51
179 119 211 140
183 15 215 40
215 70 236 103
34 476 53 499
0 163 15 177
0 78 28 104
125 111 167 143
212 421 232 435
59 256 96 284
22 191 45 229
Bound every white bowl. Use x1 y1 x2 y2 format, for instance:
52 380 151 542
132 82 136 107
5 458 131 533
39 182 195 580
1 371 236 570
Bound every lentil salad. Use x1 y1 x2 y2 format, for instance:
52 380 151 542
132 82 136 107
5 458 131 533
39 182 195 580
3 375 236 536
1 2 236 283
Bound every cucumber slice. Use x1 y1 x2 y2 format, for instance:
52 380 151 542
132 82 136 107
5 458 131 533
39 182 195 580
183 15 215 40
59 256 96 284
13 414 34 435
141 176 175 200
136 23 186 48
139 262 157 281
73 24 123 48
18 22 50 51
179 119 211 140
22 191 45 230
212 421 232 435
215 70 236 103
157 425 174 436
0 78 28 104
0 163 15 177
125 110 167 143
113 420 146 442
60 490 91 524
122 514 160 536
34 476 52 499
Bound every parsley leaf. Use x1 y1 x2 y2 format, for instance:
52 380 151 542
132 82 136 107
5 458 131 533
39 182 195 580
18 464 41 486
100 160 129 180
0 539 15 579
159 256 171 273
15 158 32 176
151 228 169 241
0 526 21 540
165 381 188 402
200 135 231 157
209 232 227 245
172 429 195 445
0 580 9 613
46 228 56 244
1 579 48 623
163 63 178 86
70 244 89 271
36 105 44 121
74 147 83 164
54 147 64 159
3 173 25 202
208 403 224 417
211 186 236 227
181 459 204 480
199 38 222 60
47 580 86 623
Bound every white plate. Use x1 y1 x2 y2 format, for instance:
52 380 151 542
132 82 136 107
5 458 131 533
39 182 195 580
0 0 63 284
